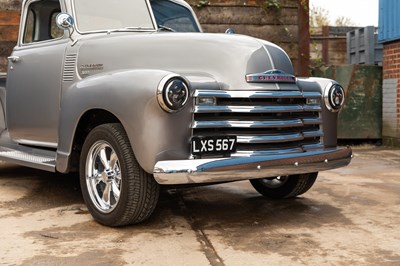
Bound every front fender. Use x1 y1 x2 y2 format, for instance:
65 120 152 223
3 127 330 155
56 69 193 173
297 77 340 147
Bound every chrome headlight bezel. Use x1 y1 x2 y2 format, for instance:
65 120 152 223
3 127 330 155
324 82 345 112
157 74 190 113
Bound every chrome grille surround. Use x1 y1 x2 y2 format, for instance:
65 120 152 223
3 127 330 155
192 90 324 158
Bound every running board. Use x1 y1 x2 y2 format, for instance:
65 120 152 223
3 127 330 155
0 146 56 172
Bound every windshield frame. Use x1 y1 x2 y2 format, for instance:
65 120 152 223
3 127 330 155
72 0 158 34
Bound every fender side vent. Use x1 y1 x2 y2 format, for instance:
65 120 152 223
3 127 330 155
63 54 77 82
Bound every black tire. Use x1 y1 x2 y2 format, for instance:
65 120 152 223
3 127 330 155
80 123 159 226
249 172 318 199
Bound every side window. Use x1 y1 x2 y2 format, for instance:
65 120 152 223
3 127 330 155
23 9 36 43
22 0 63 44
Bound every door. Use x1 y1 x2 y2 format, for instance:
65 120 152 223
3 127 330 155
6 0 67 147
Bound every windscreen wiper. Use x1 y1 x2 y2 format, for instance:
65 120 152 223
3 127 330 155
157 25 176 32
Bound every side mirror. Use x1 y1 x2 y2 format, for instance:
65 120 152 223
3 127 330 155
225 28 235 34
56 13 74 29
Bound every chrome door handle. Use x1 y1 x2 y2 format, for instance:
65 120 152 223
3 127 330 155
8 56 20 63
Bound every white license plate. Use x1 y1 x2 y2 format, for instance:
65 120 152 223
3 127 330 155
191 136 237 155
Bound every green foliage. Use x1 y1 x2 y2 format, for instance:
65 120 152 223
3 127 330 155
299 0 308 12
263 0 280 11
195 0 209 8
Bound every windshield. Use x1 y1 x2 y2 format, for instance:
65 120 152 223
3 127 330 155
73 0 155 32
150 0 200 32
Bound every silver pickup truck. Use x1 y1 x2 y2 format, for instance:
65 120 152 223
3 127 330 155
0 0 352 226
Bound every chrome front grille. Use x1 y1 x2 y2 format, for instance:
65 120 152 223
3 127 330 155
192 90 324 157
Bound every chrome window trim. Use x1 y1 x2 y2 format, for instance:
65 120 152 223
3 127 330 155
18 0 67 47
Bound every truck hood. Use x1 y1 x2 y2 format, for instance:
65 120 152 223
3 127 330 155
75 32 294 90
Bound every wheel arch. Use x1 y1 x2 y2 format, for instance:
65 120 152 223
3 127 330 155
66 109 121 172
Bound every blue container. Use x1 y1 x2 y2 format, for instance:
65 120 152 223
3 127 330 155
379 0 400 43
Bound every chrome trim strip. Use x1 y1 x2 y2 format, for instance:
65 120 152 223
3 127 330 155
262 46 275 69
237 133 304 144
245 69 296 84
260 46 280 90
192 119 304 129
153 147 352 185
195 105 319 113
303 105 322 112
16 139 58 149
194 90 321 99
302 118 322 125
303 130 324 138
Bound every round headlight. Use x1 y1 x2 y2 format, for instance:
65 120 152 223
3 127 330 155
157 75 189 113
324 83 345 112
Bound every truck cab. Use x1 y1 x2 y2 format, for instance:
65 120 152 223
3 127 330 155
0 0 352 226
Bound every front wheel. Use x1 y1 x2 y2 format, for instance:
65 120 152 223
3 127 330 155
249 173 318 199
80 123 159 226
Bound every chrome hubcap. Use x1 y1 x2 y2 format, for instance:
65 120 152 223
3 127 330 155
260 175 289 188
86 141 122 213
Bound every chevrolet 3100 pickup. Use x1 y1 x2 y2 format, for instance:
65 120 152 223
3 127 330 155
0 0 352 226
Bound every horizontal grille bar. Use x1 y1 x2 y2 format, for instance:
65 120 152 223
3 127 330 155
237 133 304 143
195 105 321 113
193 119 304 129
236 130 323 144
194 90 321 99
303 118 322 125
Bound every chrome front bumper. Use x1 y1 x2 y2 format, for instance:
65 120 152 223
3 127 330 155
153 147 352 185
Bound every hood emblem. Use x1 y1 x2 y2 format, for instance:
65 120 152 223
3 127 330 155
246 69 296 83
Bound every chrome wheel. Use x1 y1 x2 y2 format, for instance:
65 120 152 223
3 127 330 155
80 123 160 226
85 140 121 213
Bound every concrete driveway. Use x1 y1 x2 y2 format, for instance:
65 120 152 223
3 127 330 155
0 146 399 265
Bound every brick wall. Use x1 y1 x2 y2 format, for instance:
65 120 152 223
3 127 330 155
382 41 400 145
